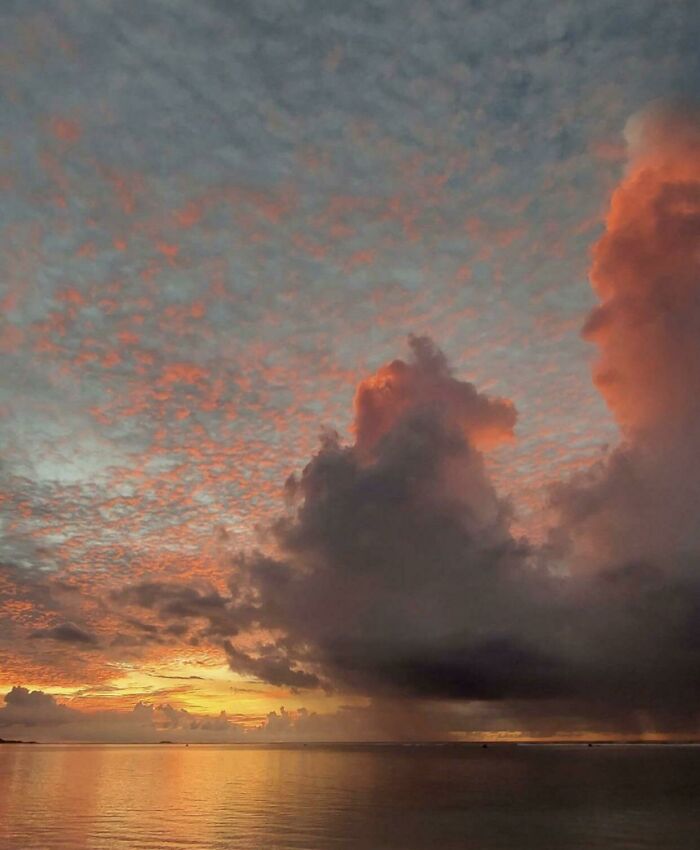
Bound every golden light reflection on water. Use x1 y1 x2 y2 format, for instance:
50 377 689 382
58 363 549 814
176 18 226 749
1 744 700 849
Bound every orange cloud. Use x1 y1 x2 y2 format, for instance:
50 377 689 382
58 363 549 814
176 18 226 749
353 335 516 458
584 101 700 438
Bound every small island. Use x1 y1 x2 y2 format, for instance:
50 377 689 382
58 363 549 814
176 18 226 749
0 737 37 744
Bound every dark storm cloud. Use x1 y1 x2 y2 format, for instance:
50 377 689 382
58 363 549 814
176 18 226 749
208 339 577 714
113 579 322 687
223 641 321 690
29 622 99 646
230 362 555 701
112 581 254 638
117 337 570 702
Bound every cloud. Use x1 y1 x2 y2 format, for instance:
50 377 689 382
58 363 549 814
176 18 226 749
30 622 99 645
583 99 700 439
113 582 247 638
0 687 245 742
0 687 386 743
553 101 700 568
223 641 321 690
353 334 516 457
114 335 557 704
0 687 77 728
541 101 700 733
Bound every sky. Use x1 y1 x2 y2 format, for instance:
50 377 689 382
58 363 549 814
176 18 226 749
1 0 700 742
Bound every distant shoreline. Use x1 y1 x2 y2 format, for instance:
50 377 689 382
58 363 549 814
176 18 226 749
2 739 700 748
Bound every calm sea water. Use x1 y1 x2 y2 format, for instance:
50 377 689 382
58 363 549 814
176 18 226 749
1 744 699 849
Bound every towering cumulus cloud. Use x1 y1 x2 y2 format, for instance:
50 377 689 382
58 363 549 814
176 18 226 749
255 336 555 700
120 336 569 711
544 103 700 733
554 102 700 568
585 101 700 438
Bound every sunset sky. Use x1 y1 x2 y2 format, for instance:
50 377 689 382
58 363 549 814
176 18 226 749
2 0 700 742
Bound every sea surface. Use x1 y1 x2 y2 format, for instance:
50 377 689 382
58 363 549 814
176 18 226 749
1 743 699 849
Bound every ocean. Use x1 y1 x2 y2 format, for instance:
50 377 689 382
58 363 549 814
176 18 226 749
1 743 699 849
